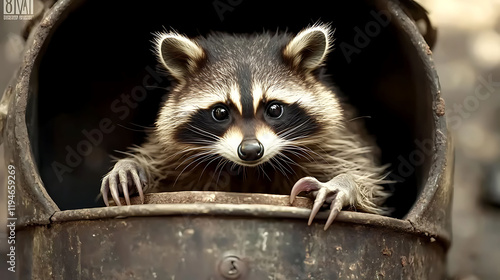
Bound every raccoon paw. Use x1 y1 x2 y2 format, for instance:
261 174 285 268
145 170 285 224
290 175 357 230
100 159 147 206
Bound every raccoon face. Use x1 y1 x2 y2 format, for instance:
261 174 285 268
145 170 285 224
154 24 343 168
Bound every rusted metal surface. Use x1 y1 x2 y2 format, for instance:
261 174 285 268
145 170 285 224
20 0 49 40
0 0 65 227
20 215 446 280
1 0 453 279
398 0 438 49
109 191 314 209
388 2 453 244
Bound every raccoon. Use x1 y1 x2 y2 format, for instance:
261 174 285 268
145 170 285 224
100 24 390 229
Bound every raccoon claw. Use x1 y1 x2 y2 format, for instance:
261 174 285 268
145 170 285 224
100 160 147 207
290 176 352 230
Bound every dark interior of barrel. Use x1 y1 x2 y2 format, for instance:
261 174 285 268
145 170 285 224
27 0 433 218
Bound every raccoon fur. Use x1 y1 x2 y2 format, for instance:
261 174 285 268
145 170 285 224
100 23 391 229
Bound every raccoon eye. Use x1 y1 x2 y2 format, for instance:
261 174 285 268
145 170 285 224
212 105 229 121
266 102 284 118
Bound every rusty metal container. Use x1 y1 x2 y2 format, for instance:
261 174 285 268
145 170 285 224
0 0 453 279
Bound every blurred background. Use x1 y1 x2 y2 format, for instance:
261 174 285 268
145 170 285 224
417 0 500 279
0 17 23 280
1 0 500 279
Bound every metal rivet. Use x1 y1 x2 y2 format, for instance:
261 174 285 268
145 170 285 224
218 255 246 279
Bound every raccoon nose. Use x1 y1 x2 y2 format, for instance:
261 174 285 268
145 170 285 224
238 139 264 161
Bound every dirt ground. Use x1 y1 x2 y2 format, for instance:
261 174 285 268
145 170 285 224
1 1 499 279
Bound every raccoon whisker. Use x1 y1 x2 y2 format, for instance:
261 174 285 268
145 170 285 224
277 120 311 139
279 119 310 135
201 155 223 179
274 161 290 178
173 153 217 187
282 144 321 163
228 162 244 177
174 150 213 169
334 147 372 157
269 156 289 176
176 152 215 172
241 166 247 181
182 140 218 146
270 157 291 178
172 142 217 157
230 162 238 172
114 150 137 159
289 150 315 163
199 153 224 181
330 155 369 167
188 125 221 141
265 159 279 174
276 152 302 169
186 129 219 142
171 143 215 159
286 122 316 138
276 153 303 173
289 144 329 164
188 142 216 147
282 146 315 162
116 124 155 133
282 135 311 142
213 158 227 176
188 149 220 170
266 160 279 177
281 130 325 146
287 134 328 146
214 159 229 188
175 157 222 187
174 158 203 188
328 139 364 149
347 115 371 122
143 85 170 90
129 123 156 129
309 143 332 161
312 142 328 153
258 164 271 181
292 146 330 168
166 144 208 156
169 146 210 161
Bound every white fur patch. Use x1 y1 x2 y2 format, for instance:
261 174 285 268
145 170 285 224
214 126 243 164
252 82 264 114
228 84 243 115
255 125 285 163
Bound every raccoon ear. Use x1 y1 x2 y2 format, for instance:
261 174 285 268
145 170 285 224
283 24 332 72
155 32 206 82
